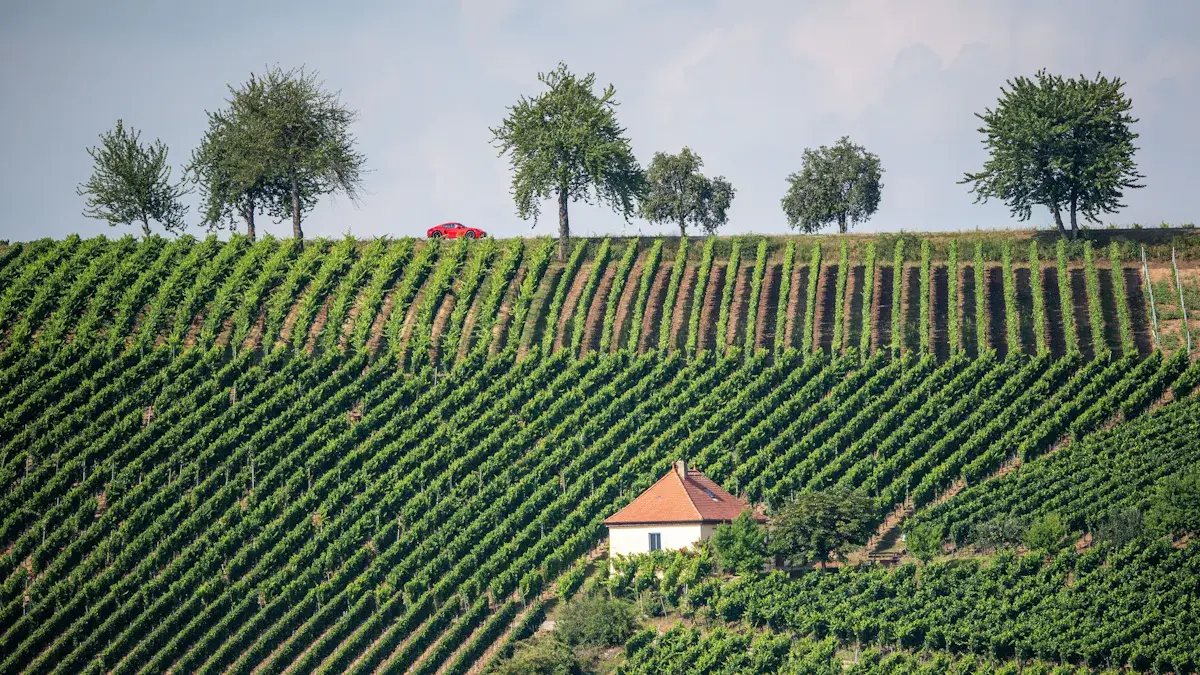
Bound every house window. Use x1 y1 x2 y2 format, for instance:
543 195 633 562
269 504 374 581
648 532 662 551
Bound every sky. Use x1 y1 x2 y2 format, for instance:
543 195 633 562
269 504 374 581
2 0 1198 242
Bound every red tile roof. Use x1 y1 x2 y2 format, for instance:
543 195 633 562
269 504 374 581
604 462 766 526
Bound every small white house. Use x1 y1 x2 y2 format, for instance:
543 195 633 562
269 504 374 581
603 460 765 558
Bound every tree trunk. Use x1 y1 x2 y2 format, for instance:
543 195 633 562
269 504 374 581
838 214 848 234
291 173 303 240
557 188 569 262
1069 195 1079 240
242 199 256 241
1051 205 1067 239
679 216 687 238
140 217 151 239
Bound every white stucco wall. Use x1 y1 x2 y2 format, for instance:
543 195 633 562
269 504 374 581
608 524 704 558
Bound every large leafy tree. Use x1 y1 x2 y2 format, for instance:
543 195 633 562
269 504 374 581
710 510 767 574
77 119 189 237
188 73 273 239
960 69 1144 240
781 136 882 234
190 65 366 240
641 147 735 237
491 62 644 261
767 488 873 569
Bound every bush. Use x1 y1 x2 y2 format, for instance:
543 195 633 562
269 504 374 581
1090 507 1145 547
904 522 943 563
1025 513 1070 554
972 516 1026 551
711 510 767 574
491 637 583 675
1146 468 1200 538
555 595 639 648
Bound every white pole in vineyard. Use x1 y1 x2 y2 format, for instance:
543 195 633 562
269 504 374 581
1173 247 1192 353
1141 246 1160 350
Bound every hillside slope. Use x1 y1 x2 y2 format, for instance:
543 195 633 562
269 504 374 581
1 231 1198 373
2 230 1200 674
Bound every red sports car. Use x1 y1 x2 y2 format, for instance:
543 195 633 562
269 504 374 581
427 222 487 239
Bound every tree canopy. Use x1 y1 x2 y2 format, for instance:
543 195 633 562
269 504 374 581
490 62 644 261
767 488 874 568
960 69 1144 240
641 147 734 237
780 136 882 234
188 73 273 240
710 510 767 574
189 65 366 240
77 119 189 237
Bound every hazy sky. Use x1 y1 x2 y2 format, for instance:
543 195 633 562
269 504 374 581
2 0 1198 242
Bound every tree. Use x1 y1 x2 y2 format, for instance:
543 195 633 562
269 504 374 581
491 62 644 262
767 488 873 569
710 510 767 574
191 65 367 240
555 595 639 647
493 637 583 675
1091 507 1145 548
641 147 735 237
904 522 943 563
1024 513 1070 554
188 73 273 240
781 136 882 234
960 69 1144 240
1146 469 1200 539
77 119 189 237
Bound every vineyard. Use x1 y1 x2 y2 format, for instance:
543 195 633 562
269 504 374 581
1 231 1199 674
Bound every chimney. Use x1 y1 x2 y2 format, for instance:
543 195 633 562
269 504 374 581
674 459 687 480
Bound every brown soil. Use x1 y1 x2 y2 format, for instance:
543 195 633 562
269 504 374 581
554 263 592 353
338 288 370 352
1124 267 1154 355
365 294 395 357
725 264 752 350
215 316 235 348
1096 268 1123 353
519 266 560 358
1043 267 1067 358
697 264 725 353
429 291 457 362
455 274 489 362
931 265 949 360
1014 267 1035 356
986 266 1006 356
1070 269 1095 360
813 264 835 353
754 264 781 351
397 278 431 357
580 262 618 356
276 286 311 350
182 310 206 349
668 264 698 351
903 266 921 354
241 308 267 352
303 294 334 355
489 267 525 357
961 266 977 357
124 305 148 350
638 263 672 352
845 265 865 353
874 265 894 353
783 263 805 349
609 255 645 353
